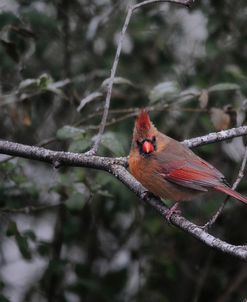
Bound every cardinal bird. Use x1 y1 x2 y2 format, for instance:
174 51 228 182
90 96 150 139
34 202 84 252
128 110 247 217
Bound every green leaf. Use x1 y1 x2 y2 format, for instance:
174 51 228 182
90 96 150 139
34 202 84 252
149 81 180 103
38 73 53 89
225 65 246 80
16 233 32 260
6 222 32 259
65 184 90 211
56 126 86 140
68 137 91 153
101 77 135 90
77 91 103 112
65 192 86 210
101 132 125 156
18 74 53 94
208 83 240 92
176 88 200 103
24 230 36 241
6 221 18 237
18 78 39 93
37 242 50 257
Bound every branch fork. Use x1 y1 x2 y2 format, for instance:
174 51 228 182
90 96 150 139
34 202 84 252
1 125 247 260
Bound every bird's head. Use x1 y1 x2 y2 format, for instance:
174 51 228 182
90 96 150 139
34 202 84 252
132 110 158 156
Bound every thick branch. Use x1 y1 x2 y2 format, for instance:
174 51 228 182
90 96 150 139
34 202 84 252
1 125 247 167
0 140 127 169
88 6 133 155
1 125 247 260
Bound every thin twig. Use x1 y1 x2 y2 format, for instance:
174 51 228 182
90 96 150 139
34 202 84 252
86 6 133 155
203 145 247 230
87 0 194 155
85 112 137 130
232 145 247 190
76 104 207 127
1 203 61 214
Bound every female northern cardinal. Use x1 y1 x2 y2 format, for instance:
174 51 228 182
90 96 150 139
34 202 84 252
128 110 247 216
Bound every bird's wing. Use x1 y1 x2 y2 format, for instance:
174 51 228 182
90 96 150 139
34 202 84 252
160 158 227 192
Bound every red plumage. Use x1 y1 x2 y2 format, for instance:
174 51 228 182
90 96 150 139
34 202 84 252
135 110 152 131
129 110 247 209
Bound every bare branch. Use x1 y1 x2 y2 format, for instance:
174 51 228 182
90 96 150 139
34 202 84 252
0 140 127 168
203 145 247 229
182 126 247 148
88 0 195 155
232 145 247 190
1 125 247 166
1 125 247 260
1 203 61 214
86 6 133 155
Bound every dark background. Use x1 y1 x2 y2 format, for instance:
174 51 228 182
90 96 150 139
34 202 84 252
0 0 247 301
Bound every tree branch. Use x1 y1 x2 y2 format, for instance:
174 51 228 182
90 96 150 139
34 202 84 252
86 6 133 155
0 140 127 169
110 165 247 260
1 125 247 260
88 0 195 155
182 125 247 148
203 144 247 229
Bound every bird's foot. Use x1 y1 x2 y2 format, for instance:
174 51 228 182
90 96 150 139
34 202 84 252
165 202 181 222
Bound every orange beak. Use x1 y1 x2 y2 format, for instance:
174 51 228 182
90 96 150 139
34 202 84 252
142 141 154 154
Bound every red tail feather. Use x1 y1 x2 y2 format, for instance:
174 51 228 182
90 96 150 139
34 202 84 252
215 186 247 204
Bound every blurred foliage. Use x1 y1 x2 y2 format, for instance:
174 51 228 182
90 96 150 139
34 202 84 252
1 0 247 301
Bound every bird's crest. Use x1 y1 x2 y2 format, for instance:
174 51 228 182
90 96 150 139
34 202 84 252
135 110 152 131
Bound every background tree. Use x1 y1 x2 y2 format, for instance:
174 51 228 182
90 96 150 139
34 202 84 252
0 0 247 301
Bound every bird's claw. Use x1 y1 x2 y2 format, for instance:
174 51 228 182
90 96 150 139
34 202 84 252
165 202 181 222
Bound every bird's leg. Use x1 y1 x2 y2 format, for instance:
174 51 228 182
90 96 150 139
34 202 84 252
202 197 228 231
165 202 181 221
